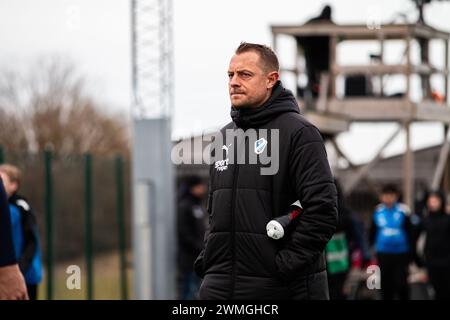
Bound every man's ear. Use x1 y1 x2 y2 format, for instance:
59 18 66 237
266 71 279 89
11 182 18 194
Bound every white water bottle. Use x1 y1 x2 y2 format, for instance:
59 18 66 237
266 201 302 240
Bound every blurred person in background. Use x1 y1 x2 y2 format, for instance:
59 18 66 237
177 175 207 300
0 164 42 300
296 4 334 99
369 184 418 300
326 179 371 300
420 190 450 300
0 176 28 300
326 179 354 300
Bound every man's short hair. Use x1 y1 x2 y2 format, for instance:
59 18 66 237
0 164 21 186
235 42 279 73
381 183 399 195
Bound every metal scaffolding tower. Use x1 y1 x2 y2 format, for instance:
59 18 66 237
131 0 175 300
272 22 450 208
131 0 173 119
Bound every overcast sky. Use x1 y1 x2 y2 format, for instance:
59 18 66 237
1 0 450 164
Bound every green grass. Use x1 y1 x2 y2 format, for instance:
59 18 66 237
37 250 133 300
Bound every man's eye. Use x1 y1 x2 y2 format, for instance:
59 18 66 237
228 73 233 79
241 73 251 78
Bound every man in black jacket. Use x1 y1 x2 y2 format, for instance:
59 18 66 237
421 190 450 300
194 42 338 299
177 175 207 299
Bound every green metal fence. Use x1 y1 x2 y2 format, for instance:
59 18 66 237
0 146 130 300
44 147 54 300
0 146 4 164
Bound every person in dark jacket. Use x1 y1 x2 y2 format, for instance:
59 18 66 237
296 5 334 99
177 175 207 299
0 164 42 300
194 42 338 300
0 176 28 300
326 179 357 300
421 190 450 300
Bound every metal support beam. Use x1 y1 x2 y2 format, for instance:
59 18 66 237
445 39 449 104
378 33 385 96
329 36 337 98
132 119 176 300
330 138 354 168
431 127 450 190
331 139 379 196
84 153 94 300
418 37 431 99
131 0 175 300
344 126 402 195
44 147 54 300
403 122 414 209
115 155 128 300
316 73 329 112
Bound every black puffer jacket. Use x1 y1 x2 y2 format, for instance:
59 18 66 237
177 193 207 272
194 81 338 299
423 191 450 268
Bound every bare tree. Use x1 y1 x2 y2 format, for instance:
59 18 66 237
0 109 29 151
0 57 130 156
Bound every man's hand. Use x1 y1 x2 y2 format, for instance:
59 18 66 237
0 264 29 300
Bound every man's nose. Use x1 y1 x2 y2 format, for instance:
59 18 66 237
229 74 240 87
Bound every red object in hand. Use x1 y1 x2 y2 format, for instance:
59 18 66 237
266 202 302 240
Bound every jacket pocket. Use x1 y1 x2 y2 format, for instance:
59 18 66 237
193 251 205 278
235 233 279 277
202 232 230 275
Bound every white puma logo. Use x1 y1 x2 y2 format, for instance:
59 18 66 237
216 144 232 172
222 144 232 156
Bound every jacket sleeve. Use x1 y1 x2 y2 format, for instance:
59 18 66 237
368 215 377 247
403 212 422 266
0 178 17 267
351 214 372 264
18 203 38 273
275 126 338 280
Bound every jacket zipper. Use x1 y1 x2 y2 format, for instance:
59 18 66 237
229 135 247 299
229 150 239 299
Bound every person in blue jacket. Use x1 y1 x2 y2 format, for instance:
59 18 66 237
369 184 418 300
0 164 43 300
0 176 28 300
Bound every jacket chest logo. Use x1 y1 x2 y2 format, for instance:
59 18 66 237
215 144 231 172
254 138 267 154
